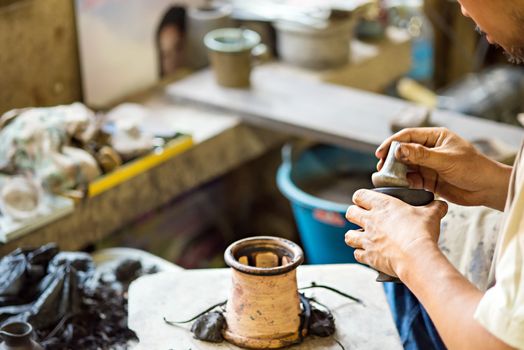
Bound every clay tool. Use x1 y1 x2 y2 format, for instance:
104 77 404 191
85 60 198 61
371 141 434 283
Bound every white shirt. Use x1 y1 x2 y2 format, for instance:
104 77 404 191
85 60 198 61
474 144 524 349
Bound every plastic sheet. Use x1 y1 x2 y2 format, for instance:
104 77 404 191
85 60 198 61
0 244 151 349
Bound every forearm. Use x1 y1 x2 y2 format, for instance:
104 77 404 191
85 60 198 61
398 242 514 350
481 159 512 211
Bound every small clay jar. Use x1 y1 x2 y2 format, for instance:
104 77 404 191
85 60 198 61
204 28 267 88
223 236 304 349
0 322 43 350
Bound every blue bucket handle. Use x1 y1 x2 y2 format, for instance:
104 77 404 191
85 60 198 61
281 143 293 166
281 141 318 166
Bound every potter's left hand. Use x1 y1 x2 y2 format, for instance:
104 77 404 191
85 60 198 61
345 189 448 279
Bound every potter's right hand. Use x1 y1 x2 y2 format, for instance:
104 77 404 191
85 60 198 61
376 127 512 211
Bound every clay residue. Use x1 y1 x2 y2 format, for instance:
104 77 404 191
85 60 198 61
300 172 373 204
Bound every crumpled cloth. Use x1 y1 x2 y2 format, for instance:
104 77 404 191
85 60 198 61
0 103 101 193
438 202 502 291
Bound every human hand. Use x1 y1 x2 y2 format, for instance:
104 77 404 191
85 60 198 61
345 189 448 278
376 127 511 210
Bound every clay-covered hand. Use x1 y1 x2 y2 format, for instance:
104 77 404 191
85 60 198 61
345 189 448 278
376 127 511 211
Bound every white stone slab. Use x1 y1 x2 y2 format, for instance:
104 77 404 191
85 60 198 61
166 67 524 153
128 264 402 350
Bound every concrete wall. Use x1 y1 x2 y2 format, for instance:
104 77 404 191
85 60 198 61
0 0 82 114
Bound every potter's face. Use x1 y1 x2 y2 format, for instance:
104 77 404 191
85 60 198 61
458 0 524 63
159 25 183 76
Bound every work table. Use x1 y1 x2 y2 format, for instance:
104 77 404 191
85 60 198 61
128 263 403 350
167 65 524 153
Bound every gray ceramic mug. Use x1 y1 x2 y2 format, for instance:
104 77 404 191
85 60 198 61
204 28 267 88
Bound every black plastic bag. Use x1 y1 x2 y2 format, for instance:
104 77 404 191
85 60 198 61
0 245 93 329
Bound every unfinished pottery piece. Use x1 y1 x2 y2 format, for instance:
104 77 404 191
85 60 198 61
204 28 267 88
223 236 304 349
0 177 43 222
186 4 233 69
372 141 409 188
0 322 43 350
371 141 434 282
96 146 123 173
274 17 354 70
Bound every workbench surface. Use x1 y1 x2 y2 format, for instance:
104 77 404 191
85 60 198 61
128 264 403 350
167 65 524 152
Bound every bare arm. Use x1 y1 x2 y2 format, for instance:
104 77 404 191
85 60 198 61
399 242 515 350
345 189 515 350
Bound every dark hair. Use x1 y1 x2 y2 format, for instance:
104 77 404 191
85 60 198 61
156 6 186 77
156 5 186 37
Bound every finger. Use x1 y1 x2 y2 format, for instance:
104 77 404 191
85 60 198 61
375 127 447 157
345 205 370 228
394 142 448 171
434 182 483 207
354 249 368 265
426 200 448 219
345 230 365 249
418 167 439 192
377 158 385 171
406 172 424 189
375 127 446 159
353 189 394 210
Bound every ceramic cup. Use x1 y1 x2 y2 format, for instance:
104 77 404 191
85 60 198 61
204 28 267 88
0 322 43 350
186 5 233 69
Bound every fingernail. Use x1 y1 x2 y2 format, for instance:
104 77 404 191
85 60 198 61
400 145 409 158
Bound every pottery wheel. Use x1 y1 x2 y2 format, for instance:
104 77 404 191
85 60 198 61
128 264 402 350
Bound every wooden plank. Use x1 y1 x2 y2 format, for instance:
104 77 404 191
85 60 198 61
128 264 403 350
167 67 524 153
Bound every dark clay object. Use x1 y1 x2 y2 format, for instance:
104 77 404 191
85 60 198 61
373 187 434 206
308 308 335 337
0 322 43 350
190 311 225 343
114 259 142 282
373 187 434 283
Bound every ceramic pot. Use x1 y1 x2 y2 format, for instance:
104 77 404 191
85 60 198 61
186 4 233 69
0 176 43 222
204 28 267 88
0 322 43 350
274 18 354 69
223 236 304 349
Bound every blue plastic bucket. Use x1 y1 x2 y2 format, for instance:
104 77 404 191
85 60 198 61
277 143 376 264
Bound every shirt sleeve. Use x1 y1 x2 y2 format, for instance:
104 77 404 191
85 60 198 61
474 212 524 349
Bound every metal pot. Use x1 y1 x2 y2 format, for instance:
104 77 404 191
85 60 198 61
274 18 354 69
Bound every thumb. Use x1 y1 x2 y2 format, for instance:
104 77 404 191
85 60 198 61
395 143 445 170
426 200 448 219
